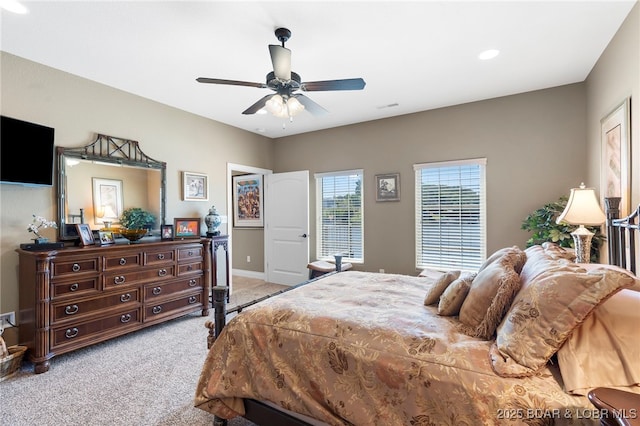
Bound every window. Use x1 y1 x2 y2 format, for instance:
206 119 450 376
315 170 363 262
414 159 486 271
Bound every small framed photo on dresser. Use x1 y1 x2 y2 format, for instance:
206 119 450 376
76 224 95 246
98 231 115 245
174 218 200 239
161 224 174 240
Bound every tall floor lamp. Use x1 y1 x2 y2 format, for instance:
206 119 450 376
556 183 606 263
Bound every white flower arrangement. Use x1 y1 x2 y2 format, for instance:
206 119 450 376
27 215 58 239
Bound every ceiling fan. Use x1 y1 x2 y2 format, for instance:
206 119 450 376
196 27 366 119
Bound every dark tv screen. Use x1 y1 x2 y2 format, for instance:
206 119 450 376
1 116 55 187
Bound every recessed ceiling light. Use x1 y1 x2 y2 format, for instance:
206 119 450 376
478 49 500 60
0 0 29 14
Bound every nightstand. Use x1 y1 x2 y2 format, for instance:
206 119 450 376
588 387 640 426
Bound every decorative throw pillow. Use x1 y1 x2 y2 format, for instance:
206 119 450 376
424 270 460 305
459 260 522 340
520 244 576 287
477 246 527 274
490 266 634 377
438 273 476 316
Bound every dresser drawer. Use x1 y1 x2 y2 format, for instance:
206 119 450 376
103 253 142 270
52 257 99 278
144 292 203 321
52 289 140 323
103 265 175 289
177 261 203 276
177 246 203 262
144 276 203 301
50 308 141 350
52 277 100 299
144 249 175 265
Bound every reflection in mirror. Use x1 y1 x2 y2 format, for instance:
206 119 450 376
57 134 166 241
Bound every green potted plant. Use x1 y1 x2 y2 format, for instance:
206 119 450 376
521 196 604 263
119 208 156 230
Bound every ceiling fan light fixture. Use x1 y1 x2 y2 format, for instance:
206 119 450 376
265 94 304 119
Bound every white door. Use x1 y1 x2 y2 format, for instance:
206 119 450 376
265 170 309 285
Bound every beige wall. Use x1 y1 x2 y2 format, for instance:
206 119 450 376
0 52 273 344
273 84 588 275
586 3 639 217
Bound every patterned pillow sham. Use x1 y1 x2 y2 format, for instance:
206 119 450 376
459 260 522 340
490 266 634 377
477 246 527 274
424 270 460 305
438 273 476 316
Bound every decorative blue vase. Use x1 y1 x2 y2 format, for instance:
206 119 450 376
204 206 222 236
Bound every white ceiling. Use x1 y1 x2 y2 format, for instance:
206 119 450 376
1 1 636 138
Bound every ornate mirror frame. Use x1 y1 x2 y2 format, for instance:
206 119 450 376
57 134 167 241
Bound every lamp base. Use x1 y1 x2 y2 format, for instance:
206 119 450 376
571 225 594 263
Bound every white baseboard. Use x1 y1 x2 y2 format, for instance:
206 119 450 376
232 269 266 280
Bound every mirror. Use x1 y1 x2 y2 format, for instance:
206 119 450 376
57 134 166 241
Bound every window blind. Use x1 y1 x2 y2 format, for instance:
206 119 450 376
414 159 486 270
315 170 363 262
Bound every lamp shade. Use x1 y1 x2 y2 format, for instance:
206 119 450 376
556 183 605 226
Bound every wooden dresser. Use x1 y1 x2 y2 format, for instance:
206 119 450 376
17 238 211 373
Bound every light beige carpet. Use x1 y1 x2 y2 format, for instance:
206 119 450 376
0 277 287 426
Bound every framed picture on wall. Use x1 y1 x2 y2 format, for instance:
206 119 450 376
92 178 123 225
600 97 631 216
233 174 264 227
174 218 200 239
375 173 400 202
182 171 208 201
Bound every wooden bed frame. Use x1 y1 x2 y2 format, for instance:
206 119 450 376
205 197 639 426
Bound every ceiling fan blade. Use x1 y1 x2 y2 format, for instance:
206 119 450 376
242 94 273 115
268 45 291 81
196 77 266 89
301 78 366 92
294 94 328 116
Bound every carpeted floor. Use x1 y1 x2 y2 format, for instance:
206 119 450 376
0 277 287 426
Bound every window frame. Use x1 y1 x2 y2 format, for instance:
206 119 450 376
314 169 364 263
414 158 487 271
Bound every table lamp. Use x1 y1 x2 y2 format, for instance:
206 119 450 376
556 183 605 263
97 205 118 229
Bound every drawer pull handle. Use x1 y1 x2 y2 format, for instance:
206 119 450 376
64 304 79 315
72 263 81 272
187 265 193 271
152 306 162 315
120 293 132 302
188 296 197 304
65 328 79 339
157 253 165 260
158 269 167 277
114 275 126 285
70 283 79 291
188 279 197 287
119 258 127 265
152 287 162 295
188 250 194 256
120 313 132 323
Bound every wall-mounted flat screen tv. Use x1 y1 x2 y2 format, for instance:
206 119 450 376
1 116 55 187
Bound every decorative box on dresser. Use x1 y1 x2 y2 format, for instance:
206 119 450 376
17 238 212 373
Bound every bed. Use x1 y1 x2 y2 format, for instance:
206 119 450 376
195 197 640 426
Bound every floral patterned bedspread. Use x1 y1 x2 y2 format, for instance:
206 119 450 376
195 271 596 425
